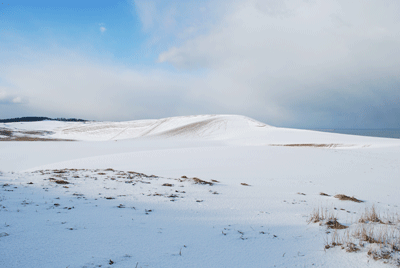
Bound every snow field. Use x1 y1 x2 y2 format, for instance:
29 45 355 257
1 114 400 267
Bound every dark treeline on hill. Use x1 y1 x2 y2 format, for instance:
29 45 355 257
0 117 89 123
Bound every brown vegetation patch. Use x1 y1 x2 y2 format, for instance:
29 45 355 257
320 192 330 196
53 170 68 174
271 143 344 148
191 177 213 186
326 219 348 229
240 183 250 186
162 183 174 187
0 136 74 141
334 194 363 203
0 128 12 137
359 206 382 224
0 128 74 141
345 243 360 253
55 179 69 184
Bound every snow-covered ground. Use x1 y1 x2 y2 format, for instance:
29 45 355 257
1 115 400 267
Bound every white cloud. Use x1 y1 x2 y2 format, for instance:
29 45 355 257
12 97 22 103
157 0 400 127
0 88 24 105
0 90 7 100
100 26 106 33
133 0 157 31
1 54 201 121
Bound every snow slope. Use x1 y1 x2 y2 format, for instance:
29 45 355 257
1 115 400 268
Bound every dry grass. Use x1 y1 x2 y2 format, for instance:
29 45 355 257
190 177 213 186
320 192 330 196
0 128 74 141
0 128 12 137
326 219 348 230
308 207 335 224
55 179 69 184
240 183 250 186
270 143 344 148
311 205 400 265
0 136 74 141
359 206 382 224
334 194 363 203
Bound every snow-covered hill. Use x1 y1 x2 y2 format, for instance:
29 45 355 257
1 115 400 267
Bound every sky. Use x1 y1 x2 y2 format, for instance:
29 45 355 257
0 0 400 128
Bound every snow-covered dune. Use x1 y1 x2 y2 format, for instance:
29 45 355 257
3 114 400 148
50 114 269 141
1 115 400 268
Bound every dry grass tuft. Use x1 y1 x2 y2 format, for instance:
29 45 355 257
51 179 69 184
326 219 348 230
334 194 363 203
191 177 213 186
320 192 330 196
345 242 360 252
308 207 334 224
359 206 382 224
240 183 250 186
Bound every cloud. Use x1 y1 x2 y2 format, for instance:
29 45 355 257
157 0 400 128
132 0 230 50
133 0 157 31
12 97 22 103
0 53 207 121
0 88 24 105
0 90 7 101
100 26 106 33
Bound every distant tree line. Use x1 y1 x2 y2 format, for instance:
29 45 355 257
0 117 89 123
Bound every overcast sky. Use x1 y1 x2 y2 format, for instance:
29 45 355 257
1 0 400 128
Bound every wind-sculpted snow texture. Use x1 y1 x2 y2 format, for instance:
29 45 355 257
1 114 400 267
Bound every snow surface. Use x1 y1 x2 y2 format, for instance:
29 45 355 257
1 114 400 267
